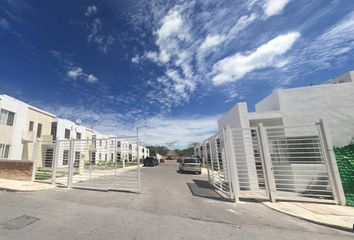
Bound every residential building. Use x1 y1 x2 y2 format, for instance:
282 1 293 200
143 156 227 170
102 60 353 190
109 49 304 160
0 94 56 160
218 70 354 147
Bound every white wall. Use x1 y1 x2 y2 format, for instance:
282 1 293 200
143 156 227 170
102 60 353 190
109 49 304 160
278 82 354 146
255 92 280 112
0 95 28 160
218 102 250 131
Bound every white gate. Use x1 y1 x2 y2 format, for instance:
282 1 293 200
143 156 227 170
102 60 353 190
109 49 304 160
207 120 346 205
32 136 141 193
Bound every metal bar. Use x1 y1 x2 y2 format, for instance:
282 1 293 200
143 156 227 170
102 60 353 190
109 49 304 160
136 127 141 193
51 139 59 185
258 123 277 202
31 141 39 182
67 138 75 189
317 119 346 205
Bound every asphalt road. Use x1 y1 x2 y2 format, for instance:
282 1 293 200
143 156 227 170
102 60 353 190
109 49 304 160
0 161 352 240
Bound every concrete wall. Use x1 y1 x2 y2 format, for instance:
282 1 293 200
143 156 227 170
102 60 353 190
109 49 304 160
218 102 250 131
0 95 28 160
255 92 280 112
278 82 354 146
0 160 33 181
22 107 55 161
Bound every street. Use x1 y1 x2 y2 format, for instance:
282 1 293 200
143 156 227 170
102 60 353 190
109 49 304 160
0 161 352 240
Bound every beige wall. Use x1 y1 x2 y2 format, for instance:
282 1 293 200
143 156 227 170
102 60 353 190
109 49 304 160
22 108 55 161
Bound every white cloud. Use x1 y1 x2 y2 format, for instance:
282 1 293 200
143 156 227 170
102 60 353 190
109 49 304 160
67 67 98 83
0 18 9 29
87 18 115 54
131 54 140 64
263 0 290 18
85 5 98 17
212 32 300 86
157 8 183 40
87 74 98 83
200 34 226 51
67 67 83 79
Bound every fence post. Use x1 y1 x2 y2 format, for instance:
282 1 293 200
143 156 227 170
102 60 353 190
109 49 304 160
224 127 240 202
136 128 141 193
317 119 346 205
67 139 75 189
51 139 59 185
257 123 277 203
31 141 39 182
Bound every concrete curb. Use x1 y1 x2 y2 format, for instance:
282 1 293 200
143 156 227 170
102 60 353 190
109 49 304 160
261 201 354 233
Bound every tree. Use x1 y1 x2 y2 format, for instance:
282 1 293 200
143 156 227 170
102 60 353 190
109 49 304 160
146 146 169 156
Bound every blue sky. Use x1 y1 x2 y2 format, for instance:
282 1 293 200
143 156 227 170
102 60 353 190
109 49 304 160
1 0 354 148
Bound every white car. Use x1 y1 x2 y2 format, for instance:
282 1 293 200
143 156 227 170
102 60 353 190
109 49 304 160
178 158 201 174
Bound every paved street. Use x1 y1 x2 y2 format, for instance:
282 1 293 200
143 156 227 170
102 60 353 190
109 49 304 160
0 161 352 240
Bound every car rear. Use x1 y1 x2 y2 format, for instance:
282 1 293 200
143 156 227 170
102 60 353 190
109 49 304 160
180 158 201 174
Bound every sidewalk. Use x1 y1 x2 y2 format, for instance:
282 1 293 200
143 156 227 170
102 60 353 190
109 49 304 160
0 178 55 192
263 201 354 232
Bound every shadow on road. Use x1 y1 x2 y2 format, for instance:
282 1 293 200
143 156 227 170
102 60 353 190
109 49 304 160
187 179 233 202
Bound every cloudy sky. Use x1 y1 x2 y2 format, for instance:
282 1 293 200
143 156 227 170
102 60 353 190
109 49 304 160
1 0 354 148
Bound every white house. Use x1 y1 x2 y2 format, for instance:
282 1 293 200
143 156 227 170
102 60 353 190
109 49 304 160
218 70 354 147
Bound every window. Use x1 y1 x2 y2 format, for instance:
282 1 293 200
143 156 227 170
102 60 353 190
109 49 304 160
0 144 10 159
51 122 57 140
0 109 15 126
99 153 101 160
111 153 114 160
117 141 121 148
76 132 81 140
37 123 42 138
105 154 107 160
29 121 34 132
64 129 70 139
63 150 69 165
75 152 80 166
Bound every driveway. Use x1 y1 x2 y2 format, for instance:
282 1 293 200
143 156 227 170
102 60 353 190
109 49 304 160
0 161 352 239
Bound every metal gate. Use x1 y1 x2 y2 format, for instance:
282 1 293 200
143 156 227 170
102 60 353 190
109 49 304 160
204 134 233 199
207 120 346 205
32 136 141 193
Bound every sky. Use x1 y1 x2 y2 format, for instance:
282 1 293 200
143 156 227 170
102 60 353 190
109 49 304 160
1 0 354 148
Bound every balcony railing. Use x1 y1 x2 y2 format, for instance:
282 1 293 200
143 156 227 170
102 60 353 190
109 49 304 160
22 131 34 142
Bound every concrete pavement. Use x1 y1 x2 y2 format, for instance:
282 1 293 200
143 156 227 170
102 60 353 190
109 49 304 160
0 178 55 192
263 201 354 232
0 161 353 239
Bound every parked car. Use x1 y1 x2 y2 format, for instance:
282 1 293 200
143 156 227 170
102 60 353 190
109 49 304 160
178 158 201 174
143 157 159 167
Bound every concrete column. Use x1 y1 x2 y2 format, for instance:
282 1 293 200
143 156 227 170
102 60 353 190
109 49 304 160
257 123 277 203
317 119 346 205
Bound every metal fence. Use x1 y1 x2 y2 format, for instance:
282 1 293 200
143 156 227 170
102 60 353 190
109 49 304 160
204 134 233 199
31 136 141 193
206 120 346 205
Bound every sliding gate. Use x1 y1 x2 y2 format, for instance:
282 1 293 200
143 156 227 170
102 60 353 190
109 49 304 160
207 120 346 205
32 136 141 193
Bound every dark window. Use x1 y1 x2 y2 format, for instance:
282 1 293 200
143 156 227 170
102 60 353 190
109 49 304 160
44 149 53 167
117 141 121 147
51 122 57 140
63 150 69 165
184 158 200 164
76 132 81 140
0 144 11 159
75 152 80 166
111 153 114 160
0 109 15 126
64 129 70 139
37 123 42 138
105 154 107 160
29 121 34 131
